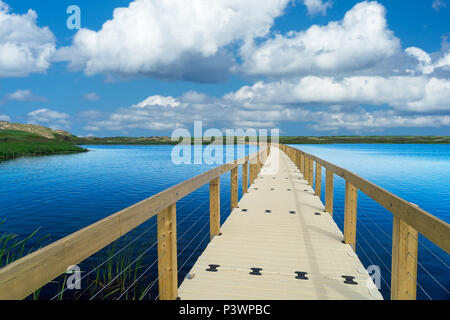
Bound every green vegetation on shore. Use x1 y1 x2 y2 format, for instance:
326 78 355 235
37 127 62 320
72 135 450 145
277 135 450 144
0 123 87 162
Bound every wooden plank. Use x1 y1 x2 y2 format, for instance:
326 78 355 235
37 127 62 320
344 181 358 251
391 217 418 300
157 204 178 300
325 169 334 216
242 161 248 194
231 167 238 209
283 145 450 254
210 177 221 241
315 163 322 197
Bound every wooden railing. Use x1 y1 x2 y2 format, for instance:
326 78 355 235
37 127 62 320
0 145 270 300
278 143 450 300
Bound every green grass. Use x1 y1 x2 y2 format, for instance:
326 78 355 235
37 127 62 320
0 129 87 161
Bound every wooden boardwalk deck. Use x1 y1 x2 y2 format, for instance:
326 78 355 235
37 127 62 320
178 147 383 300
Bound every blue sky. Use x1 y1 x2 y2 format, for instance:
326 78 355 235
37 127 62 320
0 0 449 136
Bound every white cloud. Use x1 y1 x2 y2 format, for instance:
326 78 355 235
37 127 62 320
82 92 100 101
303 0 332 15
0 1 55 77
405 46 450 75
0 114 10 121
405 47 434 75
308 110 450 131
432 0 447 11
27 108 70 129
81 90 297 132
2 89 47 102
226 75 450 112
435 51 450 70
240 1 401 77
81 85 450 134
57 0 291 82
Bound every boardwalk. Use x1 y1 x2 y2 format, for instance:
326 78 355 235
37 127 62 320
178 147 383 300
2 144 447 300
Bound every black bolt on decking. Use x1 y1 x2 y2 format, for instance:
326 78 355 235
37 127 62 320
342 276 358 285
265 209 271 213
206 264 220 272
289 210 296 214
249 268 263 276
270 188 275 190
295 272 309 280
314 212 321 216
241 209 248 212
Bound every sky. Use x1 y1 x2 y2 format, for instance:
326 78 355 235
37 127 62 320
0 0 449 137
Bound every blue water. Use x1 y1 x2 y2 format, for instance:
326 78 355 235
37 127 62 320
0 144 448 300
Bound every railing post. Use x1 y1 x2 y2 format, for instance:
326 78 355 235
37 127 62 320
325 169 334 216
344 181 358 251
209 177 221 241
257 153 262 174
391 217 418 300
300 154 305 174
308 158 314 187
315 163 322 197
231 167 238 209
296 151 301 171
249 162 256 185
242 160 248 194
304 156 310 184
157 203 178 300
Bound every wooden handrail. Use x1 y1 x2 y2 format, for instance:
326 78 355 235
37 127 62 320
0 146 267 300
278 143 450 300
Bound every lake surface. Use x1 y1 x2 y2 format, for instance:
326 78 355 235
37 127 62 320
0 144 448 300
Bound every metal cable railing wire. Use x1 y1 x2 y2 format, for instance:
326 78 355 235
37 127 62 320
89 238 159 300
334 213 391 291
50 188 209 300
117 206 211 300
50 219 157 300
359 202 449 298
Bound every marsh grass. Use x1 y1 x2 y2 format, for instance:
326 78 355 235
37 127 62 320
0 220 53 300
0 221 158 300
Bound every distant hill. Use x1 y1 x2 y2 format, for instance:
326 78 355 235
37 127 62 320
0 121 86 161
0 121 76 141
